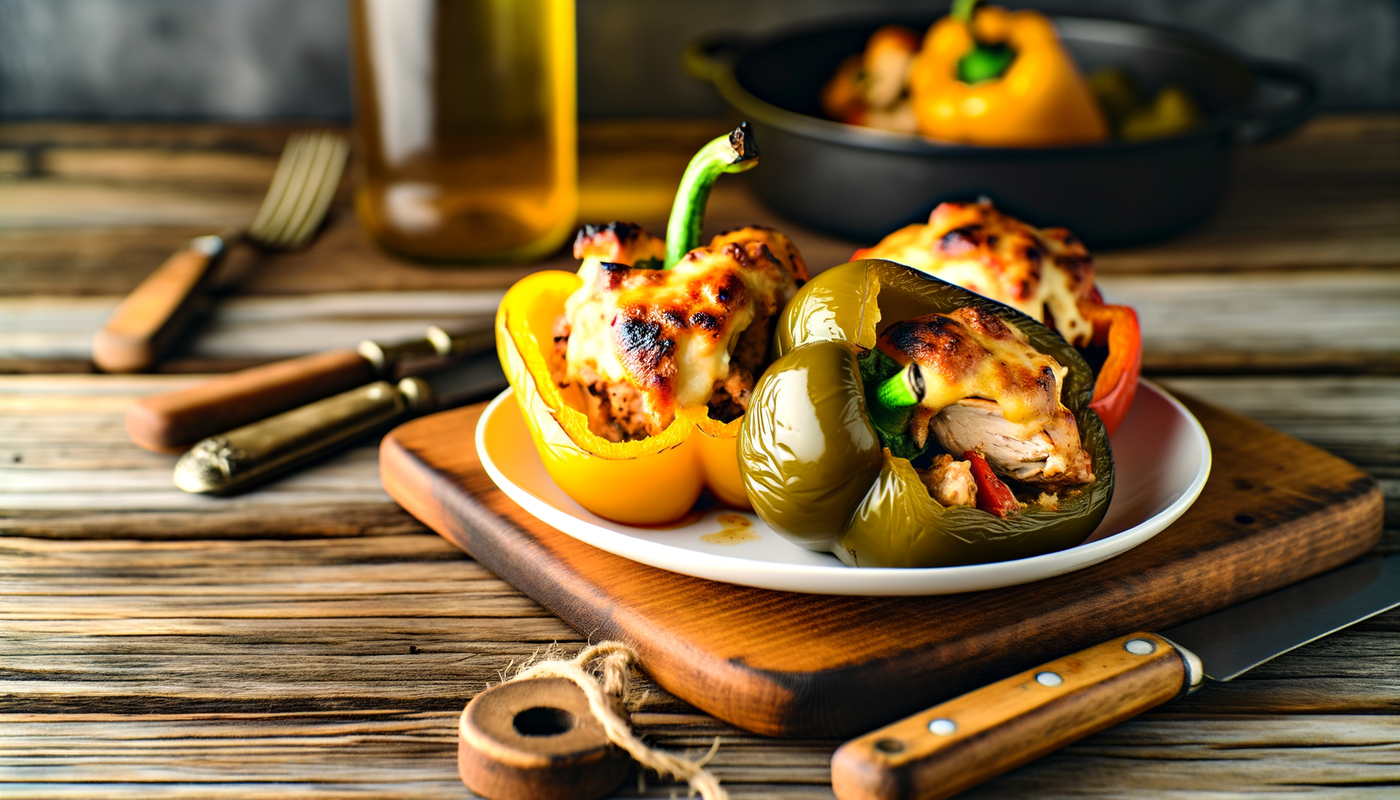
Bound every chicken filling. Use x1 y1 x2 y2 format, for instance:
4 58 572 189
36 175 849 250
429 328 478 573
875 306 1095 513
550 222 807 442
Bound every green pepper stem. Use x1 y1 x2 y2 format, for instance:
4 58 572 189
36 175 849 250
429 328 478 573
663 122 759 269
951 0 1016 84
867 364 925 438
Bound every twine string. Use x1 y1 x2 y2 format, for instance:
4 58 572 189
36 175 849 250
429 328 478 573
508 641 729 800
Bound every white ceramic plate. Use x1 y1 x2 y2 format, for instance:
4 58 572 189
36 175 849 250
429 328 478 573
476 381 1210 596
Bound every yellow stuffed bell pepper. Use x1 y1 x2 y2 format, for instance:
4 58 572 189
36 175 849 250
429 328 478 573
910 0 1108 147
495 123 807 525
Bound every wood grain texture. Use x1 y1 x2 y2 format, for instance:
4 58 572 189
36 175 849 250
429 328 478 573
0 374 426 538
379 393 1382 738
0 289 500 374
0 536 1395 799
7 269 1399 374
5 372 1396 552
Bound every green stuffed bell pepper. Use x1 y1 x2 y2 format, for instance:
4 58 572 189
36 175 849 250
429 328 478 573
739 259 1113 568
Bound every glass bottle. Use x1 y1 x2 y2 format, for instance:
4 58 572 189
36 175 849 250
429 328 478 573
348 0 576 262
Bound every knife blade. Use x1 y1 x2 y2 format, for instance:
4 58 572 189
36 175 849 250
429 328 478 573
127 325 493 454
172 349 506 495
831 554 1400 800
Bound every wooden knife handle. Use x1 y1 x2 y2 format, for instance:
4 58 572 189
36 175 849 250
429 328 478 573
831 633 1193 800
93 235 226 373
126 348 379 453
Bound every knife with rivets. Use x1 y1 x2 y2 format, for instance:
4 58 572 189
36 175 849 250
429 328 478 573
831 553 1400 800
172 347 505 495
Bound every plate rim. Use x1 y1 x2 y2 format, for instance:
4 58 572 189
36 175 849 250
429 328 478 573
474 381 1212 595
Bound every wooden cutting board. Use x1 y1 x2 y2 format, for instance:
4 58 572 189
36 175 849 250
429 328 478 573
379 394 1382 738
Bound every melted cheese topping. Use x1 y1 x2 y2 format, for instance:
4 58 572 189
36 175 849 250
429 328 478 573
876 307 1067 425
860 200 1097 346
563 228 805 427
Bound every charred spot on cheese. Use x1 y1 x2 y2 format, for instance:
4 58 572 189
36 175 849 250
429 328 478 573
616 316 675 373
555 225 807 441
689 311 720 331
938 226 981 255
574 222 638 256
877 308 1095 490
573 221 667 265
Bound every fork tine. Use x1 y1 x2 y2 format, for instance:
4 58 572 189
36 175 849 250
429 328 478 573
251 134 321 246
283 135 349 249
248 133 313 240
257 132 329 247
272 133 349 250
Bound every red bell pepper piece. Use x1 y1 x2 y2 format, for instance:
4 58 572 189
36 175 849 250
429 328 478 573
964 450 1021 518
1079 298 1141 437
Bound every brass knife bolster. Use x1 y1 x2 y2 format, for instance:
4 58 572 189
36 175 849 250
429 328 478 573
174 378 435 495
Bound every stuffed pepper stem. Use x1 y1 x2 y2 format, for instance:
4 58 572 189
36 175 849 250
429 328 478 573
951 0 1015 83
868 363 925 445
663 122 760 269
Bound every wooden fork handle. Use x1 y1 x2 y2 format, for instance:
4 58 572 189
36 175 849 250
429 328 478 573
93 235 228 373
831 633 1192 800
126 348 380 453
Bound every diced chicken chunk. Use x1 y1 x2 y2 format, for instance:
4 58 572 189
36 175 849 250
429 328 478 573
917 454 977 508
930 398 1094 488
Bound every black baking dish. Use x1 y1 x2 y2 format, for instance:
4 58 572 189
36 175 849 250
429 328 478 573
687 15 1318 247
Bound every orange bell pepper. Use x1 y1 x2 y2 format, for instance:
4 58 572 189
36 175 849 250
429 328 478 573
908 1 1108 147
494 124 765 525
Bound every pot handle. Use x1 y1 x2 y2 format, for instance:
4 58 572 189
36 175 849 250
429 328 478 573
1235 59 1319 144
683 32 754 83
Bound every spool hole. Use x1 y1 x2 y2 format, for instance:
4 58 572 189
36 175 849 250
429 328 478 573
513 706 575 737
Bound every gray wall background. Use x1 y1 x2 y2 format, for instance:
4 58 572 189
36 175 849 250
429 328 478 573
0 0 1395 120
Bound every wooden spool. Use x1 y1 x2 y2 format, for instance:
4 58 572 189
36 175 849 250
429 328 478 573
458 677 632 800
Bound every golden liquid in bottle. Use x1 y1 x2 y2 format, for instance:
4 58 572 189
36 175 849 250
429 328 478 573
349 0 576 262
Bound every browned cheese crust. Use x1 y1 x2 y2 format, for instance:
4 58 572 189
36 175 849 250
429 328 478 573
877 307 1094 488
861 199 1098 346
556 225 807 441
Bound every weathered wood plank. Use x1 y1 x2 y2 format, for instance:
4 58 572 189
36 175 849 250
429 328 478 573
1163 376 1400 555
4 374 1397 545
5 269 1398 373
0 530 1396 798
1101 271 1400 375
0 289 498 373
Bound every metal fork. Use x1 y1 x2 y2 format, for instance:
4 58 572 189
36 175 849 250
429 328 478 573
92 131 350 373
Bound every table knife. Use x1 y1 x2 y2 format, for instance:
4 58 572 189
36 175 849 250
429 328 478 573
173 348 506 495
832 554 1400 800
128 326 492 454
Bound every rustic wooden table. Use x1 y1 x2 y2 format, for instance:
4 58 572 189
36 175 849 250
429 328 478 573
1 117 1397 799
